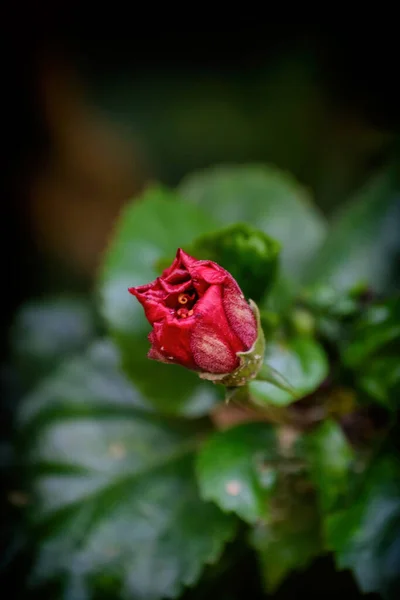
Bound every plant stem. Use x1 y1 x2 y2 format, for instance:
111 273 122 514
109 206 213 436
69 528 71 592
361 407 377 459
255 364 298 398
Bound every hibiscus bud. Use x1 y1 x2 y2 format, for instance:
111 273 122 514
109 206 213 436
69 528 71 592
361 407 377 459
129 248 265 386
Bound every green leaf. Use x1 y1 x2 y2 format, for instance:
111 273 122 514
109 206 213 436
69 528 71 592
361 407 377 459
306 168 400 294
343 298 400 367
300 284 361 319
196 423 277 524
249 336 329 407
196 422 323 592
98 185 221 416
17 341 151 430
358 357 400 409
188 223 280 303
10 296 95 388
250 440 322 592
179 164 327 283
18 343 236 600
305 420 354 513
251 512 321 593
263 275 299 316
342 298 400 409
327 454 400 598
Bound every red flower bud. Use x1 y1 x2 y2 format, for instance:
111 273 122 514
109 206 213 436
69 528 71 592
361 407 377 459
129 248 263 383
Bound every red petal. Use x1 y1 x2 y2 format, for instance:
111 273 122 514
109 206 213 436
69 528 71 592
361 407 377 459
176 248 199 269
185 260 227 284
223 280 257 349
151 317 197 369
191 286 242 373
158 277 193 295
160 251 182 278
129 285 170 323
147 331 172 363
163 268 191 285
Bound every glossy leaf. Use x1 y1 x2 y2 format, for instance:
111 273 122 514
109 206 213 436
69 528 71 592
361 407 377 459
179 164 327 283
196 421 323 592
18 343 236 600
98 185 220 416
249 336 329 407
10 296 95 387
196 423 277 523
305 420 354 513
17 341 150 430
306 168 400 294
327 454 400 598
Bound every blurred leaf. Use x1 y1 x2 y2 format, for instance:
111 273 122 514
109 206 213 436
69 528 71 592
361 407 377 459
249 336 329 407
305 420 354 513
18 344 236 600
342 298 400 409
359 357 400 409
306 168 400 294
17 341 151 431
98 185 220 416
259 309 281 337
263 275 299 316
196 423 277 524
343 298 400 367
10 296 95 388
179 164 327 284
250 442 322 592
327 454 400 599
188 223 280 303
298 285 370 346
300 284 360 319
289 307 316 337
196 422 322 592
251 511 321 593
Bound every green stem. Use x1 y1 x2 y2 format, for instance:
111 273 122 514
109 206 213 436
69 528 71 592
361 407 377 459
255 364 298 398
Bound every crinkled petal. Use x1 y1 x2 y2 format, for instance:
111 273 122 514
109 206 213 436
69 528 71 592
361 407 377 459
223 281 257 349
176 248 200 269
191 285 243 373
189 262 227 286
160 251 183 278
164 267 191 285
150 317 197 370
147 330 172 363
129 286 170 323
179 249 227 285
158 276 193 296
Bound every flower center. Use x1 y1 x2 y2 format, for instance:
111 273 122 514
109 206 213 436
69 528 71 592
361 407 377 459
178 293 190 305
175 290 197 318
176 307 194 319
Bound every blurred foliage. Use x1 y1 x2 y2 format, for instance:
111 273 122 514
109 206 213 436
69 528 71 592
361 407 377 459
305 167 400 294
10 296 96 390
249 336 329 408
179 165 326 285
326 453 400 598
5 159 400 600
17 342 235 600
342 298 400 410
187 223 280 304
196 423 278 525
